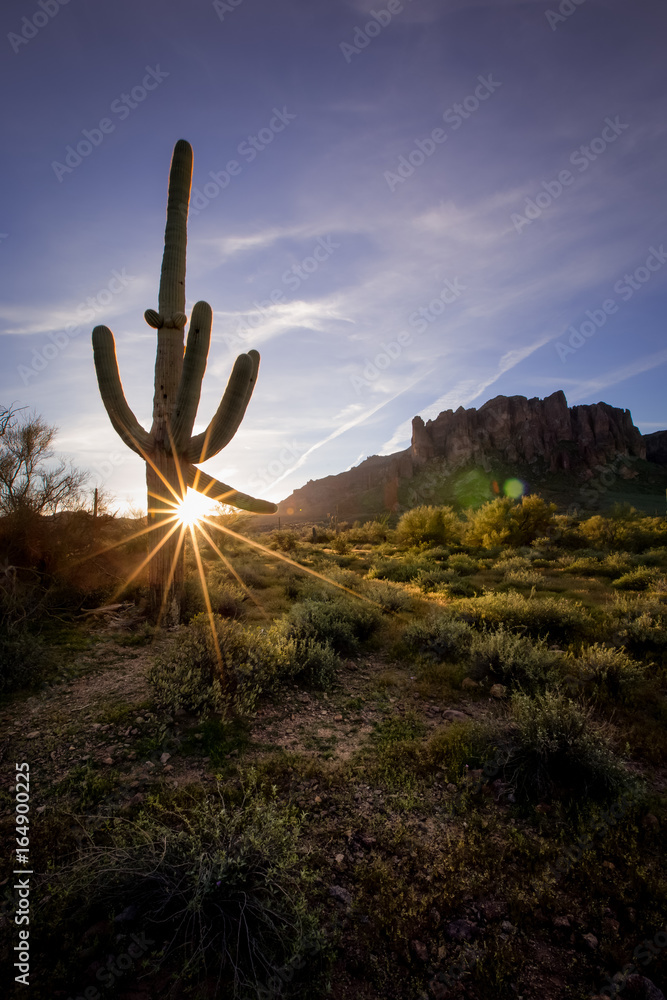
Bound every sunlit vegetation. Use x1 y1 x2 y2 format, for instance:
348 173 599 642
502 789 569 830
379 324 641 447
2 490 666 998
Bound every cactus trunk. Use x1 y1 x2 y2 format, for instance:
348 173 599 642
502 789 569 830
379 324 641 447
92 139 277 624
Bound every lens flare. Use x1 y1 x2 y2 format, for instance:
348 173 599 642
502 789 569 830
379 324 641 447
503 477 525 499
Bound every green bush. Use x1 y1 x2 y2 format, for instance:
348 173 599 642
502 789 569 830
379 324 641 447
283 595 381 656
464 495 557 548
367 558 429 583
447 553 480 575
612 567 662 591
403 613 474 662
607 594 667 658
270 530 299 552
40 774 324 997
148 613 287 717
469 627 562 692
361 578 414 612
563 643 647 704
396 504 462 546
495 691 636 804
452 590 593 643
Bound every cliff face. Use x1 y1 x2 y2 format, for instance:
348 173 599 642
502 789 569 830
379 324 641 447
276 391 657 521
412 390 645 471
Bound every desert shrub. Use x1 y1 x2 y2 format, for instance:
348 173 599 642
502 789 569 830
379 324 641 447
563 643 648 704
39 774 324 997
494 691 636 804
440 578 480 597
367 558 428 583
635 547 667 567
403 613 474 662
468 627 561 692
416 568 456 592
498 567 546 590
464 495 557 548
612 567 662 591
579 511 667 553
346 519 390 544
329 534 350 554
285 635 342 689
361 578 413 612
283 595 381 656
451 590 593 643
270 530 299 552
492 555 532 573
447 553 480 575
148 613 288 717
395 505 462 546
181 573 246 622
608 594 667 659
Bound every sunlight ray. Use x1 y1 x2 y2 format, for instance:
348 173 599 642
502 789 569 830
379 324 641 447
189 523 224 674
194 520 270 620
156 521 189 626
111 517 183 602
198 516 382 609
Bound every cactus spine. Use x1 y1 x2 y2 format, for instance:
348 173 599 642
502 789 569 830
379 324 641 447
92 139 276 620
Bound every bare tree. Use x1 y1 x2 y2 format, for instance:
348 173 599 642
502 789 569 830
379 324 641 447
0 407 89 516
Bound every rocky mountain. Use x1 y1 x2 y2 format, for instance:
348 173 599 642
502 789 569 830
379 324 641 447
273 391 666 522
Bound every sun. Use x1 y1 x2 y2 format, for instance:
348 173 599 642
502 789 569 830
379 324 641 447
174 489 218 527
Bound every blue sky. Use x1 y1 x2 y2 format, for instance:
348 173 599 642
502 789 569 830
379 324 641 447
1 0 666 513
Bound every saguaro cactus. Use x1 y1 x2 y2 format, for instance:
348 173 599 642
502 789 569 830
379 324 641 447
92 139 276 620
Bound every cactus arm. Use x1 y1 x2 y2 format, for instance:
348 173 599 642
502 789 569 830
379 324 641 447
170 300 212 451
185 462 277 514
92 326 153 456
153 138 192 328
185 351 256 463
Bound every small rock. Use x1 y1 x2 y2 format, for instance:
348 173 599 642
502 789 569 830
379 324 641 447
501 920 515 932
461 677 480 689
553 915 571 929
429 907 441 928
411 939 429 962
490 684 507 699
429 981 449 1000
582 932 598 949
160 752 171 764
535 803 552 814
329 885 352 907
334 853 344 864
114 904 138 923
134 717 145 724
445 918 477 942
603 916 620 935
446 783 457 793
164 764 173 772
442 709 468 722
624 976 666 1000
642 813 659 829
102 757 114 766
480 900 507 921
26 731 40 739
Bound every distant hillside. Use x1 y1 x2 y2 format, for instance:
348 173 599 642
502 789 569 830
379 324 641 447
272 391 667 523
